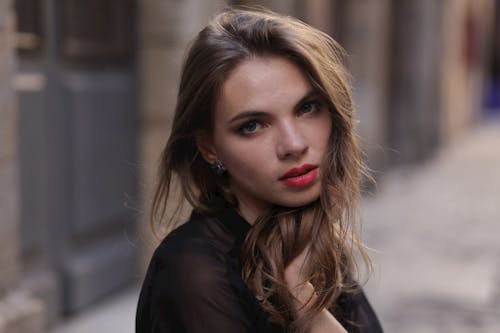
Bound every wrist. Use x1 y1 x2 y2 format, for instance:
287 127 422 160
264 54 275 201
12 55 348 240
290 281 316 312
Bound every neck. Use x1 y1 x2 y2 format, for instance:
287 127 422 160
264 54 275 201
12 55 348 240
234 198 270 225
236 204 258 225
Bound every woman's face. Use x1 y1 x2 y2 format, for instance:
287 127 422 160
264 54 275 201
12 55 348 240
201 56 332 222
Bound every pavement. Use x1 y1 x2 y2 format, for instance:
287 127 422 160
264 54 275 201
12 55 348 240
362 119 500 332
51 119 500 333
51 287 139 333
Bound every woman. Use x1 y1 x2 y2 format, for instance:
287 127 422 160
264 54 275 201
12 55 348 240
136 7 383 333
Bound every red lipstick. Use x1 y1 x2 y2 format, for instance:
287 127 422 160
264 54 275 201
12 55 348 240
280 164 318 187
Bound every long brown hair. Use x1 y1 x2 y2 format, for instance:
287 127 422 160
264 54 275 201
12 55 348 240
151 7 371 332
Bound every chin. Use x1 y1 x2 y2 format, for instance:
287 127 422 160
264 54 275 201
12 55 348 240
281 185 321 207
275 193 320 208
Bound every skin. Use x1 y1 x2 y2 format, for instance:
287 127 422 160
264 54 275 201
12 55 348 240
285 246 347 333
199 55 332 222
198 55 345 332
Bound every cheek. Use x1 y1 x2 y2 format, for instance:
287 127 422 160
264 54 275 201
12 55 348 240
322 122 333 146
216 141 256 169
309 116 332 148
216 140 273 178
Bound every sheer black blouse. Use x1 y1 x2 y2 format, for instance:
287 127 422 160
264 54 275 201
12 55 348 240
136 209 383 332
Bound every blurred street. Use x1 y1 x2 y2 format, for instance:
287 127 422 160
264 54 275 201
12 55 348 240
50 119 500 333
363 119 500 333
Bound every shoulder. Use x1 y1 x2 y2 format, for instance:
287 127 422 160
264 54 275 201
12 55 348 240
137 213 264 332
154 214 230 261
145 217 258 321
148 215 235 295
150 248 229 305
333 287 384 333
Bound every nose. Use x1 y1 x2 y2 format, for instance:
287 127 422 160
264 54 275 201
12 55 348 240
276 121 308 160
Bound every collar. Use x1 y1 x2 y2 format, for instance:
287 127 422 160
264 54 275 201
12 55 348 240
190 208 252 245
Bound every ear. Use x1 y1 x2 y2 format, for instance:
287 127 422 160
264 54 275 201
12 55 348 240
195 130 217 164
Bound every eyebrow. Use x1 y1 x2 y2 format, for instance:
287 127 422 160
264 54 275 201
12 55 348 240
227 90 321 124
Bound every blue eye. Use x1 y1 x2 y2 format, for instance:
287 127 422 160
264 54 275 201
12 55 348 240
300 101 320 114
238 120 261 135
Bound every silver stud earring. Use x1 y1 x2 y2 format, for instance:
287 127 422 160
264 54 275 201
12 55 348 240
210 159 227 176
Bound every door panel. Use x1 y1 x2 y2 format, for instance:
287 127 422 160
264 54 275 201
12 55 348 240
64 71 136 235
16 0 138 321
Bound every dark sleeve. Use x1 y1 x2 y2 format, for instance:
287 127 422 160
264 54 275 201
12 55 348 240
333 288 384 333
147 243 256 333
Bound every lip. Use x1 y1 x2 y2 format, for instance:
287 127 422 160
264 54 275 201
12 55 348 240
280 164 318 187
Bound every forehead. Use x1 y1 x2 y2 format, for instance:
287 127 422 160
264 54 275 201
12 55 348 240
215 56 312 117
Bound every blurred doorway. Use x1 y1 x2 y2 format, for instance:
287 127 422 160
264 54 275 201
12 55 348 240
14 0 138 323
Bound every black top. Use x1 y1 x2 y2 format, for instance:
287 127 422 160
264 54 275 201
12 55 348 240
136 209 383 333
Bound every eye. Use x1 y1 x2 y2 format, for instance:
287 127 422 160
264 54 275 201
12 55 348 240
238 120 262 135
299 100 322 115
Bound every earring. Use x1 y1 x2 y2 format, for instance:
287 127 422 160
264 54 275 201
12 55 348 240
210 159 227 176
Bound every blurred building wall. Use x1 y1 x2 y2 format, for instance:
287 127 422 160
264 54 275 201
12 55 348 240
334 0 391 172
0 0 44 332
441 0 494 143
385 0 444 164
138 0 228 271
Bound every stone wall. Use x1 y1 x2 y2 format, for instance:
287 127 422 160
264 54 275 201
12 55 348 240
0 0 45 332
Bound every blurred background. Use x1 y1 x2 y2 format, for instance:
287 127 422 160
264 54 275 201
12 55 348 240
1 0 499 332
